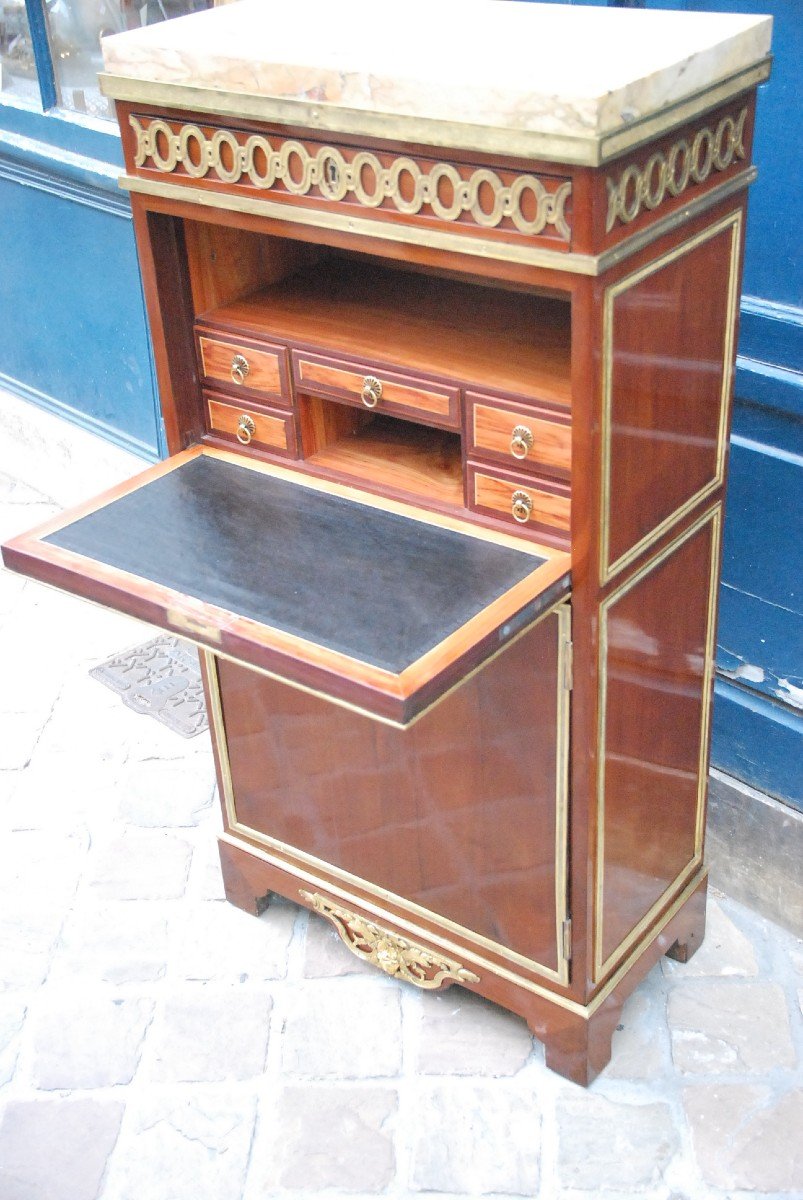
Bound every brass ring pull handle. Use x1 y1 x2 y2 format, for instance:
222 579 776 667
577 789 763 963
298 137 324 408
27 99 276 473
510 424 534 460
231 353 250 385
236 414 256 445
511 490 533 524
361 375 383 408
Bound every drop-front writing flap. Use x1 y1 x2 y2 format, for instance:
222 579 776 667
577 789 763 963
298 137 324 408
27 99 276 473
2 447 570 724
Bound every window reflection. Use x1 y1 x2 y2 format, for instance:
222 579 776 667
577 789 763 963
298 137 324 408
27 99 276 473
0 0 38 104
44 0 215 119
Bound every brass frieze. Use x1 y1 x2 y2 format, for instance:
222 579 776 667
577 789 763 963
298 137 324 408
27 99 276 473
605 108 747 232
299 890 481 989
129 115 572 240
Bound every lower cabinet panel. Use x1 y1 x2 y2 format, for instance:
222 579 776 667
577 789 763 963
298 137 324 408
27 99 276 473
596 508 721 978
213 608 570 981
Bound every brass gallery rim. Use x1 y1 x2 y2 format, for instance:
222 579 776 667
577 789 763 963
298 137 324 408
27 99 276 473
101 58 770 166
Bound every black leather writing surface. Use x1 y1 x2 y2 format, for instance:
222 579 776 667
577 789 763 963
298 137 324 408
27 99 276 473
45 455 546 674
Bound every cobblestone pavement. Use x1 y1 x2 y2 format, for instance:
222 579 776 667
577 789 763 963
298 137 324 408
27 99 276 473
1 457 802 1200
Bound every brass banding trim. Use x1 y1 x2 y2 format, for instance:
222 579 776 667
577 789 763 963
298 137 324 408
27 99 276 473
101 58 770 166
218 820 708 1019
120 170 756 278
599 210 741 583
594 505 722 982
203 601 572 988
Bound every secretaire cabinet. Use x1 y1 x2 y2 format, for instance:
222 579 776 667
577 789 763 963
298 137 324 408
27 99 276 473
2 2 773 1083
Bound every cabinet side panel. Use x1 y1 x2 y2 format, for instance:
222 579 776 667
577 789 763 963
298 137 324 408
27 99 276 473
601 214 740 582
596 509 720 978
215 615 567 978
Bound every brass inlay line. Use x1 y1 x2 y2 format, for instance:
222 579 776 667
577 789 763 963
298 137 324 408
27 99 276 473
121 171 755 278
129 115 572 241
299 891 481 988
599 209 741 584
594 505 722 983
219 823 708 1020
605 108 747 231
100 58 770 166
202 600 572 988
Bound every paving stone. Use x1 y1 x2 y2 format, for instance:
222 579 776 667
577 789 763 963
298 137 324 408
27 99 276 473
121 708 215 764
32 674 133 761
662 897 759 978
281 981 402 1078
187 838 226 901
145 988 271 1082
556 1094 679 1191
172 900 295 982
115 757 215 827
102 1090 256 1200
606 968 669 1081
89 830 193 900
0 565 28 620
51 901 170 985
0 1097 124 1200
303 911 376 978
410 1081 540 1194
0 829 88 908
0 999 27 1086
245 1085 397 1194
668 980 796 1074
30 996 154 1089
684 1083 803 1191
0 902 65 989
2 750 121 833
417 986 532 1076
0 711 49 771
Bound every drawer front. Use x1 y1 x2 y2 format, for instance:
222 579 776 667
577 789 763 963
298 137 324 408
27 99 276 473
293 351 460 430
468 463 571 535
467 393 571 478
206 394 297 458
199 333 289 405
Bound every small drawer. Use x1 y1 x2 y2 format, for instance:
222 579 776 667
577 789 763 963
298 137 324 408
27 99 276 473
468 462 571 535
293 351 460 430
205 393 297 458
466 392 571 478
198 331 290 406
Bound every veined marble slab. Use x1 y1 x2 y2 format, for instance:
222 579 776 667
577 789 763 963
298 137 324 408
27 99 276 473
101 0 772 162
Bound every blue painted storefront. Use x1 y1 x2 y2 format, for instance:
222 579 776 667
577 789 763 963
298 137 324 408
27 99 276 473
1 1 799 805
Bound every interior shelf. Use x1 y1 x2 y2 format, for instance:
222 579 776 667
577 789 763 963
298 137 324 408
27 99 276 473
301 410 463 507
200 256 572 407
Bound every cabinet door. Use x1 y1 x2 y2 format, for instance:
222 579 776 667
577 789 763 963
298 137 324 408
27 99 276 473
210 604 571 985
2 445 570 726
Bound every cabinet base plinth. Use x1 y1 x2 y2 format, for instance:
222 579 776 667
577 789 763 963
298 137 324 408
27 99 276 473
217 834 708 1087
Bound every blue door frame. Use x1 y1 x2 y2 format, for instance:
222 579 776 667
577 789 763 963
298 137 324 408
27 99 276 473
0 2 165 459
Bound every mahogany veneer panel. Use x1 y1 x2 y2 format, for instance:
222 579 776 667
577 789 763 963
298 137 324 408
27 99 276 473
598 511 718 974
218 612 564 972
202 258 572 407
604 220 736 576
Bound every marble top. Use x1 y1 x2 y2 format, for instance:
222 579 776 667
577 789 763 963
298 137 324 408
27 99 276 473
101 0 772 160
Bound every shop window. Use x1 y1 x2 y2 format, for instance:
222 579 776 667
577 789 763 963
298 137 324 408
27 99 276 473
0 0 38 103
41 0 215 118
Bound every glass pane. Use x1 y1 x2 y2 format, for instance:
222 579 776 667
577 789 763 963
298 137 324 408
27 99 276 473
45 0 215 119
0 0 39 104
